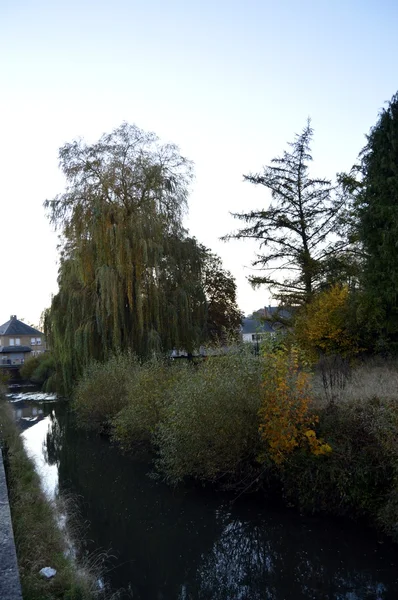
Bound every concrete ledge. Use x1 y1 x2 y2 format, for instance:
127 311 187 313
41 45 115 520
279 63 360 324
0 448 23 600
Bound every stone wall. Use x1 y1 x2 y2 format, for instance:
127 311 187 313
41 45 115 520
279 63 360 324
0 448 22 600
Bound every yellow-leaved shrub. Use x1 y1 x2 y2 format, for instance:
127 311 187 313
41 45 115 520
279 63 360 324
259 346 331 464
294 284 359 361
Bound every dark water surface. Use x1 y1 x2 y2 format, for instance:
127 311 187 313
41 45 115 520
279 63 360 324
9 391 398 599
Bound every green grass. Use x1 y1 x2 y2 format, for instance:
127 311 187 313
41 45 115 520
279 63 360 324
0 391 99 600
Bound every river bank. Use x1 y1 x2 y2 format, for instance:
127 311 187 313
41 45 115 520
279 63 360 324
73 351 398 542
9 391 398 599
0 386 98 600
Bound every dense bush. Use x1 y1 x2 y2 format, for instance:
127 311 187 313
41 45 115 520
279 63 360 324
258 346 331 465
0 370 9 386
73 352 138 431
154 349 263 485
279 396 398 537
74 348 398 540
112 357 186 451
109 348 264 485
294 284 360 361
20 353 56 390
20 355 42 380
77 348 264 485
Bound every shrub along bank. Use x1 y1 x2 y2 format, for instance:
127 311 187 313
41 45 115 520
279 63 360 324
0 387 97 600
19 353 57 391
73 349 398 541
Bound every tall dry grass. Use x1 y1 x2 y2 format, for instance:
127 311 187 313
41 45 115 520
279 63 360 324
312 356 398 406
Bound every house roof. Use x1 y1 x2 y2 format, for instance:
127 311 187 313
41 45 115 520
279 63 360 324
241 318 274 335
0 316 43 336
0 346 32 354
265 306 292 320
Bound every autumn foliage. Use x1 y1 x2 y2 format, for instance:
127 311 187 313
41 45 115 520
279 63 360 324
294 284 359 360
259 346 331 464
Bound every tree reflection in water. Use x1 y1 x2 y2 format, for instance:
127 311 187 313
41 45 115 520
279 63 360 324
193 513 390 599
44 410 63 468
33 400 398 600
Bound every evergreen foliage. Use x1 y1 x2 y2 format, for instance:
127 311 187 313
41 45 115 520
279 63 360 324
224 121 346 306
355 93 398 346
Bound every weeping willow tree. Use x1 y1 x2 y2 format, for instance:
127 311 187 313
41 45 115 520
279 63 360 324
44 123 207 390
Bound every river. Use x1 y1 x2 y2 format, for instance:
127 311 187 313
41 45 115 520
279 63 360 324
8 388 398 599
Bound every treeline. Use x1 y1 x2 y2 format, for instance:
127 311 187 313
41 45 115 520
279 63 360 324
225 92 398 358
42 91 398 392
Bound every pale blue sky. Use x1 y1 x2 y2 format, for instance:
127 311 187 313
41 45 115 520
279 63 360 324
1 0 398 326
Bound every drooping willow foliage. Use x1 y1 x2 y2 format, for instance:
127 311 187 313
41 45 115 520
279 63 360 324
44 123 210 391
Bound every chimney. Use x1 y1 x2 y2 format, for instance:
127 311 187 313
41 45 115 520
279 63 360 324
10 315 17 320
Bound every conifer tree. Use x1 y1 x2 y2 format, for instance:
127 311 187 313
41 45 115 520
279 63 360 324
355 93 398 345
224 122 345 306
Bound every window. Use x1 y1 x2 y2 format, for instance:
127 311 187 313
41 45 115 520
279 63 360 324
31 338 36 345
16 338 20 345
9 338 14 346
36 338 41 345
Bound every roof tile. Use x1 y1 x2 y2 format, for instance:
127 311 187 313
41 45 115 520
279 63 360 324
0 317 43 337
